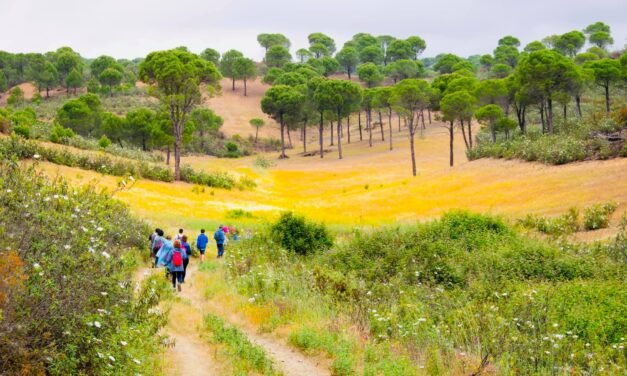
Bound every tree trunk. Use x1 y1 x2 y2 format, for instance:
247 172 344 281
409 124 417 176
174 124 182 180
388 108 393 151
358 111 363 141
347 68 351 80
460 119 469 150
604 85 610 113
398 113 401 132
330 120 334 146
575 96 582 117
279 113 287 158
378 111 384 141
563 103 567 121
337 110 343 159
232 78 235 91
117 138 123 148
428 109 432 124
420 110 426 129
303 122 307 154
368 110 373 147
287 126 293 148
166 146 170 165
449 121 454 167
347 115 351 144
516 106 525 133
244 79 247 96
539 102 546 133
468 118 473 148
142 137 147 151
199 129 205 149
319 111 324 158
547 98 553 133
46 87 50 98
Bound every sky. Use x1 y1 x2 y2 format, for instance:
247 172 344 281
1 0 625 60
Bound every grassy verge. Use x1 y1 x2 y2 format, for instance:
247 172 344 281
223 212 626 375
203 313 280 375
0 135 253 189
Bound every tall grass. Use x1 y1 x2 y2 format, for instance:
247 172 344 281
224 211 627 374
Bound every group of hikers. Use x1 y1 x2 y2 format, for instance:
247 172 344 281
148 225 241 292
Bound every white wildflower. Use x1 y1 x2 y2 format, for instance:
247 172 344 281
6 189 12 193
101 251 110 258
64 245 71 250
33 154 40 159
108 355 115 362
33 263 41 269
120 341 127 346
101 292 108 296
97 227 104 232
132 358 141 365
94 321 101 328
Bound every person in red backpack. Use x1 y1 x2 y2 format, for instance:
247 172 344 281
163 239 186 292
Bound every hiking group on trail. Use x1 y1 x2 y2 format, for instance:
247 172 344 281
149 225 244 292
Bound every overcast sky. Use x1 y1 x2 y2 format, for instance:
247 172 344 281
1 0 625 60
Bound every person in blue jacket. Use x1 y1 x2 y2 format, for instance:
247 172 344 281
214 225 226 258
181 235 192 283
196 229 209 262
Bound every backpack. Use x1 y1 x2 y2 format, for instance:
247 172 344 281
172 249 183 267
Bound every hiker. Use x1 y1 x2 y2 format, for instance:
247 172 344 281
157 235 173 279
232 227 240 241
196 229 209 262
214 225 226 258
181 235 192 283
161 239 186 292
175 228 184 240
150 229 164 268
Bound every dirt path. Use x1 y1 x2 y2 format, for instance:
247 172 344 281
181 262 329 376
134 266 222 376
135 263 328 376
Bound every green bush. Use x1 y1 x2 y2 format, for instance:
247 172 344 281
49 124 75 144
0 135 174 183
468 117 623 165
583 202 618 230
518 207 580 236
179 164 237 189
12 124 30 138
0 162 167 375
98 134 111 148
270 212 333 255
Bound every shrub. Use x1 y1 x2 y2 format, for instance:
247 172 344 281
7 86 25 106
49 124 75 144
179 164 237 189
518 207 580 236
0 162 166 374
253 155 276 169
225 209 254 219
583 201 618 230
270 212 333 255
12 124 30 138
224 141 241 158
98 134 111 148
